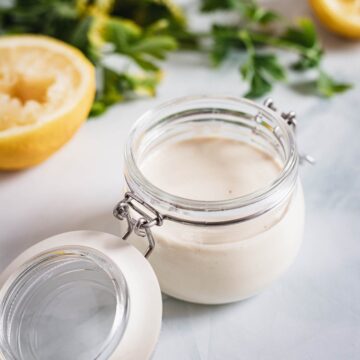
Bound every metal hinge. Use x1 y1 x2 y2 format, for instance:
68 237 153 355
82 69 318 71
113 192 163 258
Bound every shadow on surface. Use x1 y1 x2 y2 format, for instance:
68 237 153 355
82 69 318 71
161 293 255 321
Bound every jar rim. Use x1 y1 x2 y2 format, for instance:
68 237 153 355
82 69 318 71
124 95 298 220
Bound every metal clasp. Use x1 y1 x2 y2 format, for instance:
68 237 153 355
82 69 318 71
113 192 163 258
263 98 315 166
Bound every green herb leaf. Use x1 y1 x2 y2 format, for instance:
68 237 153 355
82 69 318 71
201 0 231 12
101 16 176 76
112 0 186 29
282 18 317 48
241 54 285 98
70 16 95 59
230 0 279 24
104 18 141 53
239 31 285 99
245 71 272 98
291 49 322 71
253 54 286 81
316 70 352 97
130 36 177 59
210 25 245 65
90 100 108 117
281 18 323 71
202 0 279 25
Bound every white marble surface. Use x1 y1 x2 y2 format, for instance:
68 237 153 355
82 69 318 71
1 1 360 359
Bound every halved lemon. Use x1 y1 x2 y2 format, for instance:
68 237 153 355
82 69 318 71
0 35 95 170
309 0 360 38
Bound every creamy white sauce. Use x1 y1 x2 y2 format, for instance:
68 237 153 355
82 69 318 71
131 137 304 304
140 137 281 201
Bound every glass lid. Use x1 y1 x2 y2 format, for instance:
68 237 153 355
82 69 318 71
0 246 129 360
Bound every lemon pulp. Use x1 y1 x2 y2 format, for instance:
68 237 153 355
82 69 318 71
0 36 95 169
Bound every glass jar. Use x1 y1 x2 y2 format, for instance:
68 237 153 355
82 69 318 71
117 96 305 304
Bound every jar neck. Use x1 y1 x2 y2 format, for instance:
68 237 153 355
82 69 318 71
124 96 299 224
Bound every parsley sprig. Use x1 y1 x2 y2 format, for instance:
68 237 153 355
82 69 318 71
204 0 351 98
0 0 352 116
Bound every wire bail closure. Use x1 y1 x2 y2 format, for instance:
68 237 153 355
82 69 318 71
263 98 315 166
113 192 163 258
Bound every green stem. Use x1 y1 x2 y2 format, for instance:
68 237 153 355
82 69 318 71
247 31 309 56
238 30 255 56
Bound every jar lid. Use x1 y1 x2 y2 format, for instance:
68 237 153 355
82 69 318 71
0 231 162 360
